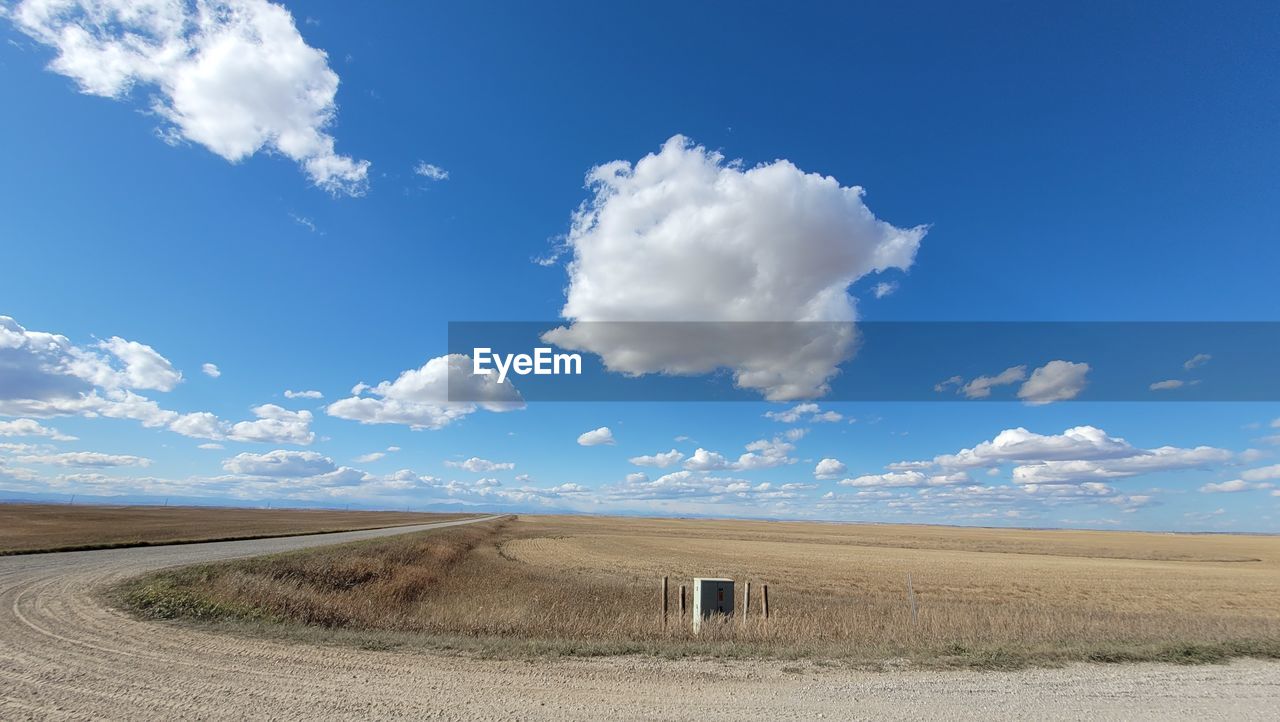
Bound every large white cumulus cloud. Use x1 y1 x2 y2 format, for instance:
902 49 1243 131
543 135 926 401
8 0 369 194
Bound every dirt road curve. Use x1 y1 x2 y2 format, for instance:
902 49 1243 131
2 519 1277 721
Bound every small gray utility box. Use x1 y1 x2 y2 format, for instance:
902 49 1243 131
692 578 734 632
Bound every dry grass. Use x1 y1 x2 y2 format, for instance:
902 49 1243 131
120 514 1280 667
0 503 472 554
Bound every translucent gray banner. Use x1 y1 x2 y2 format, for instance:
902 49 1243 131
447 321 1280 402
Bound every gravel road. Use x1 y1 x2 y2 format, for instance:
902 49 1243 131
2 518 1277 720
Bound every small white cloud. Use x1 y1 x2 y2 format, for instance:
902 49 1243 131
223 449 344 478
940 362 1088 404
1239 448 1269 463
168 412 223 439
682 437 797 472
97 337 183 391
197 442 223 450
961 365 1027 399
354 452 386 463
1150 379 1184 391
0 418 77 441
1018 360 1090 405
814 457 847 480
1184 508 1227 523
168 404 315 445
781 482 817 491
629 449 684 468
1184 353 1212 370
764 403 842 423
839 470 970 489
414 161 449 181
201 363 221 378
872 281 898 299
227 405 315 445
577 427 615 446
684 448 731 471
445 457 515 473
1240 464 1280 482
737 437 798 470
15 451 151 468
284 389 324 399
290 213 318 233
326 354 523 430
1200 479 1273 493
933 375 963 393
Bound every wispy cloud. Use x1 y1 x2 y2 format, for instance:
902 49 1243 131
413 161 450 181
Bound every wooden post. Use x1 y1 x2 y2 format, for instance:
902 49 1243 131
743 582 751 621
661 576 669 629
762 584 770 621
679 585 686 620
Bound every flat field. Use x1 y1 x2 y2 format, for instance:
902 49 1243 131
0 503 472 554
123 514 1280 666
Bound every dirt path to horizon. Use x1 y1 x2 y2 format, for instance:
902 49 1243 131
1 518 1277 721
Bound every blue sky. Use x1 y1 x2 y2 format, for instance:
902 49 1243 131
1 1 1278 530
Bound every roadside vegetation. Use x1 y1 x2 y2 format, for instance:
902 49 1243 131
117 515 1280 669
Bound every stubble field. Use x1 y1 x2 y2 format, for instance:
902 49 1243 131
0 503 472 554
122 514 1280 667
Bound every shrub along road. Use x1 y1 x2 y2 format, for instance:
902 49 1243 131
1 517 1277 720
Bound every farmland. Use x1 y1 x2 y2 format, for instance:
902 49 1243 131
0 503 473 554
121 514 1280 666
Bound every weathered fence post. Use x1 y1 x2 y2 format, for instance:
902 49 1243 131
679 584 686 620
743 581 751 621
661 576 669 629
762 584 770 621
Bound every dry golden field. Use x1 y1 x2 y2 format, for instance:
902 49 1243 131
0 503 472 554
123 514 1280 666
